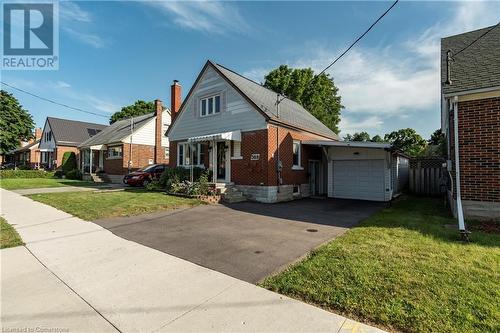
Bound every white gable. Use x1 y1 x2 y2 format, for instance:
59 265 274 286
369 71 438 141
38 119 55 150
168 65 267 141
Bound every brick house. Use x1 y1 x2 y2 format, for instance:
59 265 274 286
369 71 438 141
167 61 409 203
38 117 107 170
78 101 170 183
4 128 42 168
441 25 500 221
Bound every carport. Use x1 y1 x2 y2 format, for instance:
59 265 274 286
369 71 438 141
303 141 409 202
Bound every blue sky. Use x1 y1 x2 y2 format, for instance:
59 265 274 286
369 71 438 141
3 0 500 139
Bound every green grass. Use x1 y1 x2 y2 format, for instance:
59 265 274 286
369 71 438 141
28 190 201 220
261 197 500 333
1 217 24 249
0 178 97 190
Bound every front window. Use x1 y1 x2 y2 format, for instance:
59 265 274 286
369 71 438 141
177 143 204 166
107 146 122 159
292 140 301 167
164 147 169 159
200 95 221 117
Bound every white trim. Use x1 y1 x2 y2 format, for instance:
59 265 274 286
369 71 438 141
200 94 221 117
443 85 500 97
292 140 302 168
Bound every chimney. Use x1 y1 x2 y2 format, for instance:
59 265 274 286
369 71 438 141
154 99 163 164
35 128 42 140
170 80 182 123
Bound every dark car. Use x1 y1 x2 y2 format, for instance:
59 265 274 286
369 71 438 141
123 164 168 187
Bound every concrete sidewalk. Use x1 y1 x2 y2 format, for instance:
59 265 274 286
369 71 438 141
0 189 386 333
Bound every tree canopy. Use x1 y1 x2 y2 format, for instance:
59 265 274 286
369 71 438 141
110 100 155 124
384 128 427 156
0 90 35 155
343 132 385 143
264 65 343 134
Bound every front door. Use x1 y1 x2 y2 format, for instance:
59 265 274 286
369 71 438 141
216 141 226 181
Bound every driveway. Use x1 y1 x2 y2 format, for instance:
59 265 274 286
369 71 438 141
94 198 384 283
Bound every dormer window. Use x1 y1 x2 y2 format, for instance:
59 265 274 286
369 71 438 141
200 95 221 117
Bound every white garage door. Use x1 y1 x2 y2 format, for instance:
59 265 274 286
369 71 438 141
333 160 385 201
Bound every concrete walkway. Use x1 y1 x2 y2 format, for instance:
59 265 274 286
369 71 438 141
0 189 386 333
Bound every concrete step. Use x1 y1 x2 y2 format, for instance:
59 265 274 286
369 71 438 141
91 173 111 183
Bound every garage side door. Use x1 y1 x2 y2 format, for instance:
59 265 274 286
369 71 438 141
333 160 385 201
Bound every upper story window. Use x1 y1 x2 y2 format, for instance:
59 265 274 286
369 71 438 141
292 140 301 169
45 131 52 142
200 95 221 117
107 146 122 159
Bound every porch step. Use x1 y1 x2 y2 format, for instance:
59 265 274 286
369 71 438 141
91 173 111 183
221 185 247 203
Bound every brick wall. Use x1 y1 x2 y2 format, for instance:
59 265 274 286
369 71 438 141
449 96 500 202
231 129 269 185
103 143 160 175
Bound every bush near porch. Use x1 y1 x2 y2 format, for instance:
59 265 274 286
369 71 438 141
261 197 500 333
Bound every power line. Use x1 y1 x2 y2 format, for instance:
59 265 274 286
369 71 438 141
452 22 499 59
317 0 399 76
1 81 110 118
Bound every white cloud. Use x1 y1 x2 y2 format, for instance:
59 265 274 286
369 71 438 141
60 1 92 23
147 0 249 34
242 1 500 137
63 27 107 48
85 95 120 114
48 81 71 89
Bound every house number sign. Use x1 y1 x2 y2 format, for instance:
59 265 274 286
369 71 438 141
251 153 260 161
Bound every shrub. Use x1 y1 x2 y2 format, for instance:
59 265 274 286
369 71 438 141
145 180 162 191
18 164 32 170
0 170 54 179
160 166 205 190
54 170 64 179
62 152 77 173
65 169 82 180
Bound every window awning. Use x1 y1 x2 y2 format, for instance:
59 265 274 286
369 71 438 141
39 148 54 152
187 130 241 143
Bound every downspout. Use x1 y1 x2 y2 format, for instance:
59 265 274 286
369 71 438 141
452 96 467 236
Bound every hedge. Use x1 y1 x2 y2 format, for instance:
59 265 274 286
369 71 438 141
0 170 55 179
62 152 77 173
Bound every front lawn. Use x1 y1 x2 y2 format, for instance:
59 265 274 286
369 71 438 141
0 178 97 190
28 190 201 220
261 197 500 333
1 217 24 249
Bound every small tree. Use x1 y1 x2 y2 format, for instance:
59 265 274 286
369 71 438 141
0 90 35 155
371 135 384 143
61 152 77 173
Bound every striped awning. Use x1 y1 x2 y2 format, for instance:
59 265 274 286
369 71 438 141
187 130 241 143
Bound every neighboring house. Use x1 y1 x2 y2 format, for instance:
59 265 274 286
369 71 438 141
441 25 500 221
78 101 170 183
167 60 408 203
38 117 107 169
4 128 43 168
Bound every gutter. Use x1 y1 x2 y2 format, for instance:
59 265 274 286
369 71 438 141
452 96 468 238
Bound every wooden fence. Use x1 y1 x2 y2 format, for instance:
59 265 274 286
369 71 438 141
409 159 446 196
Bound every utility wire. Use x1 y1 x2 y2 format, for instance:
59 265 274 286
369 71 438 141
452 22 499 59
317 0 399 76
1 81 110 118
277 0 399 105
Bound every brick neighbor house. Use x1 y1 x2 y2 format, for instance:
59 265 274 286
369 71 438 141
167 60 409 203
78 101 170 183
4 128 42 168
441 25 500 221
38 117 107 170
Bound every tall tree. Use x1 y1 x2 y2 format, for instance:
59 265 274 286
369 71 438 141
384 128 427 156
0 90 35 155
426 129 446 157
352 131 371 142
110 100 155 124
264 65 343 133
371 135 384 143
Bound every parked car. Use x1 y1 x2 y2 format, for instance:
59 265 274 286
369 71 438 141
123 164 168 187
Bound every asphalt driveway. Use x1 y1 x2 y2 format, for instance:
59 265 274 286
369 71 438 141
94 198 385 283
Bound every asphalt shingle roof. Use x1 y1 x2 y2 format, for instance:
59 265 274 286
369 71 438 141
212 62 339 140
441 24 500 95
47 117 108 147
79 112 155 147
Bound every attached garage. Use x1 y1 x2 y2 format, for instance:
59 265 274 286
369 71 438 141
304 141 408 202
